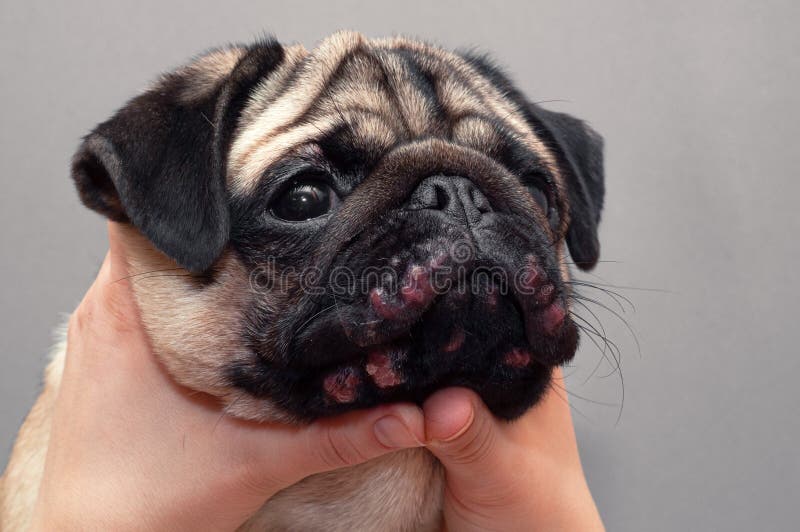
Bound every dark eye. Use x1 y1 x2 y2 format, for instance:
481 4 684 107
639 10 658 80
270 179 339 221
526 182 550 216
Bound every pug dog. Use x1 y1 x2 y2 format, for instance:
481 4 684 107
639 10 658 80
0 31 605 531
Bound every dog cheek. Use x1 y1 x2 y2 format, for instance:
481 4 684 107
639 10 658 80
124 240 291 421
130 251 249 392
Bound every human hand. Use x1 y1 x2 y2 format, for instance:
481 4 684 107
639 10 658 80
32 222 601 531
423 382 604 531
31 223 426 531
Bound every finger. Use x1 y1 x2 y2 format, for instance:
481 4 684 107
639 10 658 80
92 222 150 333
72 223 137 325
106 221 140 279
66 223 151 374
241 403 425 492
302 403 425 474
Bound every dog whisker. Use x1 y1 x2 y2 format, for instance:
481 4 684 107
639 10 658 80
570 309 626 425
546 381 593 424
570 299 617 385
216 394 245 434
199 110 214 128
111 267 186 284
571 311 622 377
565 279 634 313
571 293 641 358
295 303 338 336
549 379 620 408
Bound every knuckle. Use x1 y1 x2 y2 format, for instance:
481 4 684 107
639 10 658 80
233 458 284 497
447 415 496 466
66 312 82 344
228 441 293 497
313 425 369 470
66 304 92 355
69 301 91 336
102 289 137 335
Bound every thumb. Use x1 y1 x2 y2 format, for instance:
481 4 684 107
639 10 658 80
423 388 512 496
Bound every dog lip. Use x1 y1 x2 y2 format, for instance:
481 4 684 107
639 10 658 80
287 244 576 374
235 280 577 416
301 283 571 362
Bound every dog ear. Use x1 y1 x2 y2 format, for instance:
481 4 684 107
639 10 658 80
526 106 605 270
460 53 605 270
72 40 284 272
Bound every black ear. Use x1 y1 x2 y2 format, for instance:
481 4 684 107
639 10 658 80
460 53 606 270
527 106 605 270
72 40 284 272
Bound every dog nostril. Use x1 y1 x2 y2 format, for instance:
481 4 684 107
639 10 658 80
406 176 492 224
471 187 492 214
434 184 449 210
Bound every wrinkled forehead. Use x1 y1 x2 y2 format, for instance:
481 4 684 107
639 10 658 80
228 31 558 196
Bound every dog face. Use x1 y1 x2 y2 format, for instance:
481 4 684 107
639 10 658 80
72 31 604 422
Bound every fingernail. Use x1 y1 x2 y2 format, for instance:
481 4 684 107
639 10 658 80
374 415 423 448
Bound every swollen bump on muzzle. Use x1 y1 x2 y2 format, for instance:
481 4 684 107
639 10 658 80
323 366 361 404
517 255 569 339
324 349 406 404
368 263 436 318
502 347 533 369
365 349 405 389
442 328 466 353
342 247 456 348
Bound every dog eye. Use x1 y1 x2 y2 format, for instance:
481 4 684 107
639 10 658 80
270 179 340 221
525 182 550 215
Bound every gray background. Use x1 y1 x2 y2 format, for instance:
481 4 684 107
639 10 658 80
1 0 798 530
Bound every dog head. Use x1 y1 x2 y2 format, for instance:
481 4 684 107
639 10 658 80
72 31 605 422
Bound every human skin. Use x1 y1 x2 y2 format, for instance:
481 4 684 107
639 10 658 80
30 222 603 531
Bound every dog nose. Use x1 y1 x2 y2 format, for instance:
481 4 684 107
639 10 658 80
406 175 492 224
